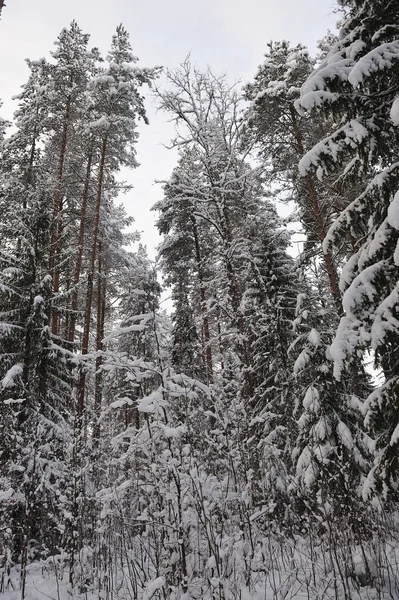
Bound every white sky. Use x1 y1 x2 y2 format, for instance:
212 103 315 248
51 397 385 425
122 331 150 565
0 0 337 259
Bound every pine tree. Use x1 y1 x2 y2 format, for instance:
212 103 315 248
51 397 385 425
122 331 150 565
75 25 159 434
0 23 159 587
244 38 373 523
44 22 95 336
243 40 345 310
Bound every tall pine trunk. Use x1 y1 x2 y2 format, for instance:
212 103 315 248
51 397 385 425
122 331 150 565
49 95 72 335
289 105 342 314
76 136 107 434
69 138 107 590
191 216 213 384
222 202 254 395
68 150 93 343
93 241 106 450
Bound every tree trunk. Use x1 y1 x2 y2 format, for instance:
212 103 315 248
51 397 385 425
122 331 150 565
49 95 72 336
76 136 107 431
306 173 343 315
17 121 38 256
93 242 106 449
191 215 213 384
68 150 93 343
222 203 254 394
289 105 342 315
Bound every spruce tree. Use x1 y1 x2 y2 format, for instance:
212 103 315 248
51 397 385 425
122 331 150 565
245 39 372 522
298 0 399 498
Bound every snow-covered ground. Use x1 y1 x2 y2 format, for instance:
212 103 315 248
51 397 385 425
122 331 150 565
2 535 399 600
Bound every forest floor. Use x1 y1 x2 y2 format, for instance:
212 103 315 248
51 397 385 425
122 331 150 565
2 540 399 600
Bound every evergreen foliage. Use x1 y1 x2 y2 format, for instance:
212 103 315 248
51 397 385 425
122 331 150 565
2 5 399 599
298 0 399 498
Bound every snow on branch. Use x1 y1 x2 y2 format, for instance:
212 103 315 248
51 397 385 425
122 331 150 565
371 282 399 350
330 261 389 379
324 161 399 255
299 57 353 111
299 120 369 177
1 363 23 390
348 41 399 87
103 313 153 343
364 376 399 432
330 315 364 380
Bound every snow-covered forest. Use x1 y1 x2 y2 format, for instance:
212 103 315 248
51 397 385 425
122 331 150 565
1 0 399 598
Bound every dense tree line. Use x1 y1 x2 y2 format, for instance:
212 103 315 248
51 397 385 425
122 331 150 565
1 1 399 597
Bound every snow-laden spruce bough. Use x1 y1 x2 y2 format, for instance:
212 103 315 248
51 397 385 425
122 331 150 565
2 1 399 597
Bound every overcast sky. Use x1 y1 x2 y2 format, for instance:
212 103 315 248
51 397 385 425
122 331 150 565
0 0 337 258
